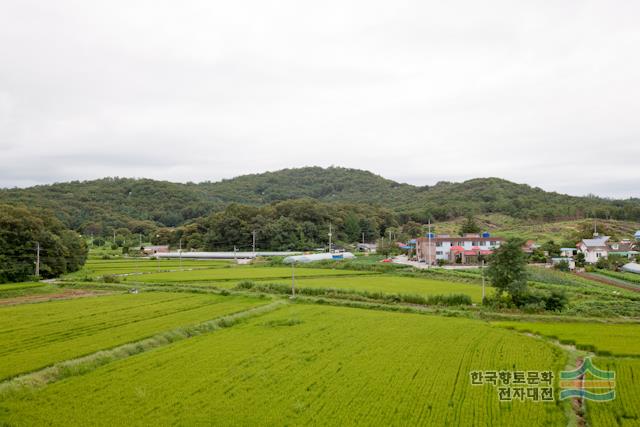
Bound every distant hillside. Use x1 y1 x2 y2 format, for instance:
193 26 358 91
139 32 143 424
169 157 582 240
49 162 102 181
433 214 640 243
0 166 639 234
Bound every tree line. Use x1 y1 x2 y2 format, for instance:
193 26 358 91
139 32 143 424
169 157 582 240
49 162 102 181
0 204 88 283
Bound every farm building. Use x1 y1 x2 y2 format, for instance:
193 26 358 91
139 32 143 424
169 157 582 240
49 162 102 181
415 233 504 265
155 251 301 260
283 252 355 263
141 245 169 255
356 243 377 253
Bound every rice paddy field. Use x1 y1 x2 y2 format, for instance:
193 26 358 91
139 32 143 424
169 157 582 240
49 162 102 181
64 258 234 278
493 321 640 356
120 266 372 283
239 275 490 302
0 304 567 426
586 358 640 426
0 292 266 380
2 256 640 425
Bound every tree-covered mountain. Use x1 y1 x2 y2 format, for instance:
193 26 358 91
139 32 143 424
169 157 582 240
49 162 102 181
0 167 638 238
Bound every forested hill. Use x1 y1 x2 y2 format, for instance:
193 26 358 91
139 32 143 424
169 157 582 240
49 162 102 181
0 167 638 233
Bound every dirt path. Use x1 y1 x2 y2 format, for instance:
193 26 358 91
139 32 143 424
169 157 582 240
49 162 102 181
575 271 640 293
0 289 112 306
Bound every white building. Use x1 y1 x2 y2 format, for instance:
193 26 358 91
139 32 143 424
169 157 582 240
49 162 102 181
576 237 610 264
416 233 504 264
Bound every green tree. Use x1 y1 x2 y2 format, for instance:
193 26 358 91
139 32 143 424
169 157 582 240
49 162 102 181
0 204 88 283
541 240 561 258
486 238 528 297
459 215 481 235
344 213 361 242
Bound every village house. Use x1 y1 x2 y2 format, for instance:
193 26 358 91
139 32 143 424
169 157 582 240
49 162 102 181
576 237 609 263
415 233 505 265
577 236 639 263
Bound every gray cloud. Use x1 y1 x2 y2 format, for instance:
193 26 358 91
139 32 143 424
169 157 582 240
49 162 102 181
0 0 639 197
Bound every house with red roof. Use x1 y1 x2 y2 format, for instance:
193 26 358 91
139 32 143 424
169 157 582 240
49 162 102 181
415 233 505 265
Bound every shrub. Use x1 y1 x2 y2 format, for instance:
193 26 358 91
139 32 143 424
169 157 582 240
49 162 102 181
554 260 570 272
102 275 120 283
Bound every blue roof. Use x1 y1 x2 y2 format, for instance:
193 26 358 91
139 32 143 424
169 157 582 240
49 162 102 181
408 239 417 244
635 230 640 237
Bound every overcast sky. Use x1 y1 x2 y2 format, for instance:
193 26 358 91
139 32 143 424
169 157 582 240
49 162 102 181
1 1 639 198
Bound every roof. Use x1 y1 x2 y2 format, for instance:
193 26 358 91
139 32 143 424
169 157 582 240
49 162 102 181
580 237 610 248
560 248 576 251
635 231 640 237
417 236 505 243
608 242 635 252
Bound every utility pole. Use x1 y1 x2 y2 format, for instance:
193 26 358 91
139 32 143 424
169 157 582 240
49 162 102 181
362 232 365 245
291 261 296 298
328 223 332 253
179 238 183 270
427 219 432 269
113 230 116 245
234 245 237 263
139 233 142 248
252 230 256 253
35 242 40 277
481 259 486 303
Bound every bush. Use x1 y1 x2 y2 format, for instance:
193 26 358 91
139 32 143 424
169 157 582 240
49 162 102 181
102 275 120 283
554 260 570 272
544 290 568 312
485 289 567 312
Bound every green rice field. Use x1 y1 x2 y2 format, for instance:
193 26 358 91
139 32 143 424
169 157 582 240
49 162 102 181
121 266 372 283
493 321 640 356
65 258 233 278
0 303 566 426
0 292 265 380
243 275 491 302
586 358 640 427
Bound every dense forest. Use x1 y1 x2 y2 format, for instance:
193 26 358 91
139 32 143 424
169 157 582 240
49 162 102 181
152 199 400 251
0 167 638 245
0 204 88 283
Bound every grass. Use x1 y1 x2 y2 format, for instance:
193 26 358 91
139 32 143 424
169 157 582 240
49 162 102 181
493 321 640 356
121 266 372 284
0 304 567 426
0 292 266 380
244 275 490 303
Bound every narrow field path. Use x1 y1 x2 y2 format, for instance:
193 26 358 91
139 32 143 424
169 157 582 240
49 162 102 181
574 272 640 293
